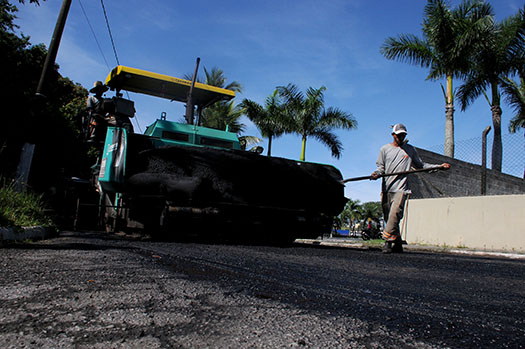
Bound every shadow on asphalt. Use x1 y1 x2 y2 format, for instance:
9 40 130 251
0 231 138 251
1 229 299 250
3 230 524 264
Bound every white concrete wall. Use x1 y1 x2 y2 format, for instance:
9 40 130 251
402 194 525 253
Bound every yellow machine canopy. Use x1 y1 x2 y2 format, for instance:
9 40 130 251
105 66 235 108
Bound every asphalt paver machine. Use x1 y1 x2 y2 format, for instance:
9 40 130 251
95 65 347 242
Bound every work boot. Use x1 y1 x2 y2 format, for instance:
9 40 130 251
382 241 393 254
392 237 404 253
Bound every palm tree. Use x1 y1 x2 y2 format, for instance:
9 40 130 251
380 0 493 158
240 90 289 156
501 5 524 178
201 100 245 134
202 66 242 93
503 6 525 135
360 201 383 237
276 84 356 161
347 199 363 232
184 66 243 129
334 199 362 231
457 8 524 172
184 66 242 93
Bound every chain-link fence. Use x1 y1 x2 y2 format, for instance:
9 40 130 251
427 132 525 179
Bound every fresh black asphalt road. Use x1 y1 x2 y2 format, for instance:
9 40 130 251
1 231 524 348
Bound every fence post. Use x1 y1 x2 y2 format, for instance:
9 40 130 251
481 126 491 195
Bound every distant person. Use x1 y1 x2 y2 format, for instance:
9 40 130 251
371 123 450 253
86 81 108 142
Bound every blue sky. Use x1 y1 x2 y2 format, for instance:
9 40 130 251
13 0 523 202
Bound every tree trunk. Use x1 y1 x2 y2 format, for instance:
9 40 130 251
267 135 273 157
491 104 502 172
444 75 455 158
444 104 455 158
300 135 307 161
490 82 502 172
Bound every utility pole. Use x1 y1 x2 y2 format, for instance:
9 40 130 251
35 0 72 98
16 0 72 192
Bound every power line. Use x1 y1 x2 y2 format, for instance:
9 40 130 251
130 97 143 133
98 0 142 133
100 0 120 66
77 0 110 70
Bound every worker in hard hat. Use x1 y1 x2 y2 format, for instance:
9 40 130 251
86 81 109 143
371 123 450 253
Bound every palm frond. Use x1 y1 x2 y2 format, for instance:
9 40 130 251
277 84 355 159
423 0 455 56
457 72 490 110
240 99 264 120
311 128 343 159
506 6 525 73
277 83 304 107
304 86 326 121
509 113 525 133
240 94 289 139
380 34 434 67
452 3 494 78
440 83 448 103
202 100 245 134
501 76 525 132
319 107 357 130
203 66 243 92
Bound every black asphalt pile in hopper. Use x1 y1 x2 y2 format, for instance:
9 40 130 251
125 145 347 215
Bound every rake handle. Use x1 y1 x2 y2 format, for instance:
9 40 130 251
342 166 446 183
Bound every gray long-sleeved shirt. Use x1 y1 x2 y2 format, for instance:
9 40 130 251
87 95 104 113
374 143 434 193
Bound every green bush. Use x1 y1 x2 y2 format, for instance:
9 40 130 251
0 180 53 229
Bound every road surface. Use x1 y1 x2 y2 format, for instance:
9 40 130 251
1 231 524 348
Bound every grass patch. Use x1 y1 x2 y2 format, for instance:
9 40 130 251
0 179 53 229
362 239 385 248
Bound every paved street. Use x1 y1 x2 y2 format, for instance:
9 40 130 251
1 231 524 348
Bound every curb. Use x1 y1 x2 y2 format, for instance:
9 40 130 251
294 239 525 260
0 226 55 242
295 239 369 250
